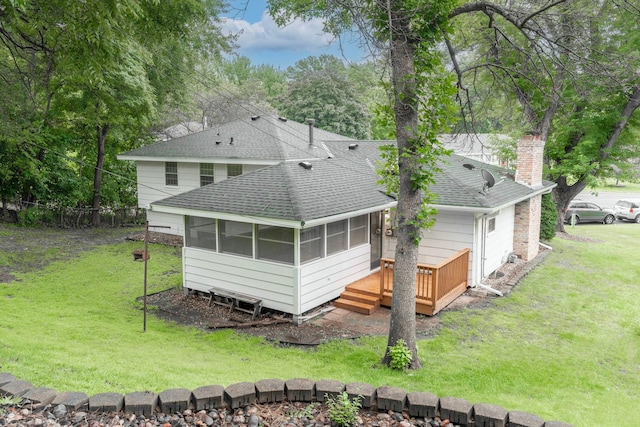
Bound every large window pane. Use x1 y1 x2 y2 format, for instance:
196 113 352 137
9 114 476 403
186 216 216 250
349 214 368 248
257 225 294 264
327 220 347 255
165 162 178 186
300 225 324 264
220 220 253 257
200 163 214 186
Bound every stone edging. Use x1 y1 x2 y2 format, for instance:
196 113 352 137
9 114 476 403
0 373 573 427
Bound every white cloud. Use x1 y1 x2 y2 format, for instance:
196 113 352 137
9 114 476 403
220 11 336 53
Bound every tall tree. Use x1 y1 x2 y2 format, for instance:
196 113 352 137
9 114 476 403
274 54 372 139
0 0 231 224
447 1 640 231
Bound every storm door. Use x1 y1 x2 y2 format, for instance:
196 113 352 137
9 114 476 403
370 211 383 270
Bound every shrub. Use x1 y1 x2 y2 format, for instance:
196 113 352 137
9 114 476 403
388 339 412 370
540 193 557 241
325 392 362 427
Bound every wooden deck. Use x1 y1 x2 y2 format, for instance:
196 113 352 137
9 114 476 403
334 249 470 316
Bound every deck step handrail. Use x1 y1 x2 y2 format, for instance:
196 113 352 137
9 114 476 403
379 248 470 308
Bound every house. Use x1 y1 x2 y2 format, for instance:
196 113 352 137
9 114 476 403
117 115 353 235
118 116 554 320
438 133 512 166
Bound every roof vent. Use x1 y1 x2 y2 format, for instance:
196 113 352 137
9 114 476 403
229 137 234 145
463 163 475 170
348 143 359 150
251 115 260 121
215 140 222 145
278 117 288 122
307 119 315 147
299 161 313 170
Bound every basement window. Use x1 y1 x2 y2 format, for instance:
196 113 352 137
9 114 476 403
488 217 496 234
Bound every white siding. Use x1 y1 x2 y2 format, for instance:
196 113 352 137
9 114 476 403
183 247 297 314
147 211 184 236
298 244 371 314
136 161 200 208
383 211 475 282
478 206 515 281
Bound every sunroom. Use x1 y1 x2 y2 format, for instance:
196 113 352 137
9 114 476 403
151 158 396 320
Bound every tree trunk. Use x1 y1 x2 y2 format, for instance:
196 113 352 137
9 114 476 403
381 4 422 370
91 123 110 226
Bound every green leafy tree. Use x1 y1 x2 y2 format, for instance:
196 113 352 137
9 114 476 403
274 55 371 139
0 0 231 224
448 1 640 231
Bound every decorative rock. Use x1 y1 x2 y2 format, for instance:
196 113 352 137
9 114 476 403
248 413 260 427
507 411 544 427
0 380 32 397
192 385 224 410
0 373 16 387
224 382 256 409
345 382 376 408
314 380 344 402
255 379 285 403
89 392 124 413
125 391 158 416
52 404 68 418
158 388 192 413
51 391 89 411
474 403 507 427
22 387 57 408
439 396 473 426
407 392 439 418
376 386 406 412
285 378 315 402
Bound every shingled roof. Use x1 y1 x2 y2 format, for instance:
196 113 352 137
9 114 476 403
118 115 353 162
152 157 396 225
324 140 555 211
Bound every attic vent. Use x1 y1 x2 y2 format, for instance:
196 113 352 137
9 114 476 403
463 163 475 170
278 117 288 122
299 161 312 170
251 115 260 121
348 143 359 150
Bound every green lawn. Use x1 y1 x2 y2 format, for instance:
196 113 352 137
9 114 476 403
1 224 638 426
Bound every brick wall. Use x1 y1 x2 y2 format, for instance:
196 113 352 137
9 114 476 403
513 134 546 261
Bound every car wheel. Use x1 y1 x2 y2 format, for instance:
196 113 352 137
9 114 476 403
604 214 615 224
635 215 640 224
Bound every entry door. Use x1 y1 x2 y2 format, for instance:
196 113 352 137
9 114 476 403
370 211 383 270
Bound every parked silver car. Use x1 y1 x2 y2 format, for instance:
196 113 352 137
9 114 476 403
564 200 616 224
614 199 640 223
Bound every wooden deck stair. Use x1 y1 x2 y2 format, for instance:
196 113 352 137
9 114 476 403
334 289 381 315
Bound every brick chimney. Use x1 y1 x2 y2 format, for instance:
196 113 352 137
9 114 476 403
513 134 546 261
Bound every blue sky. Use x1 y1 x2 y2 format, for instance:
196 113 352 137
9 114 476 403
219 0 366 69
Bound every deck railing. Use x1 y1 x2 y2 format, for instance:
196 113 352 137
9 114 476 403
379 248 470 310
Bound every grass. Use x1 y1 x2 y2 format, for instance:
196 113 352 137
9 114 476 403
1 224 639 426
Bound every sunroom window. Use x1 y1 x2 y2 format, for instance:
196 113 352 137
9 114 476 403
185 216 216 250
257 225 294 264
300 225 324 264
220 220 252 257
327 219 348 255
349 214 368 247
